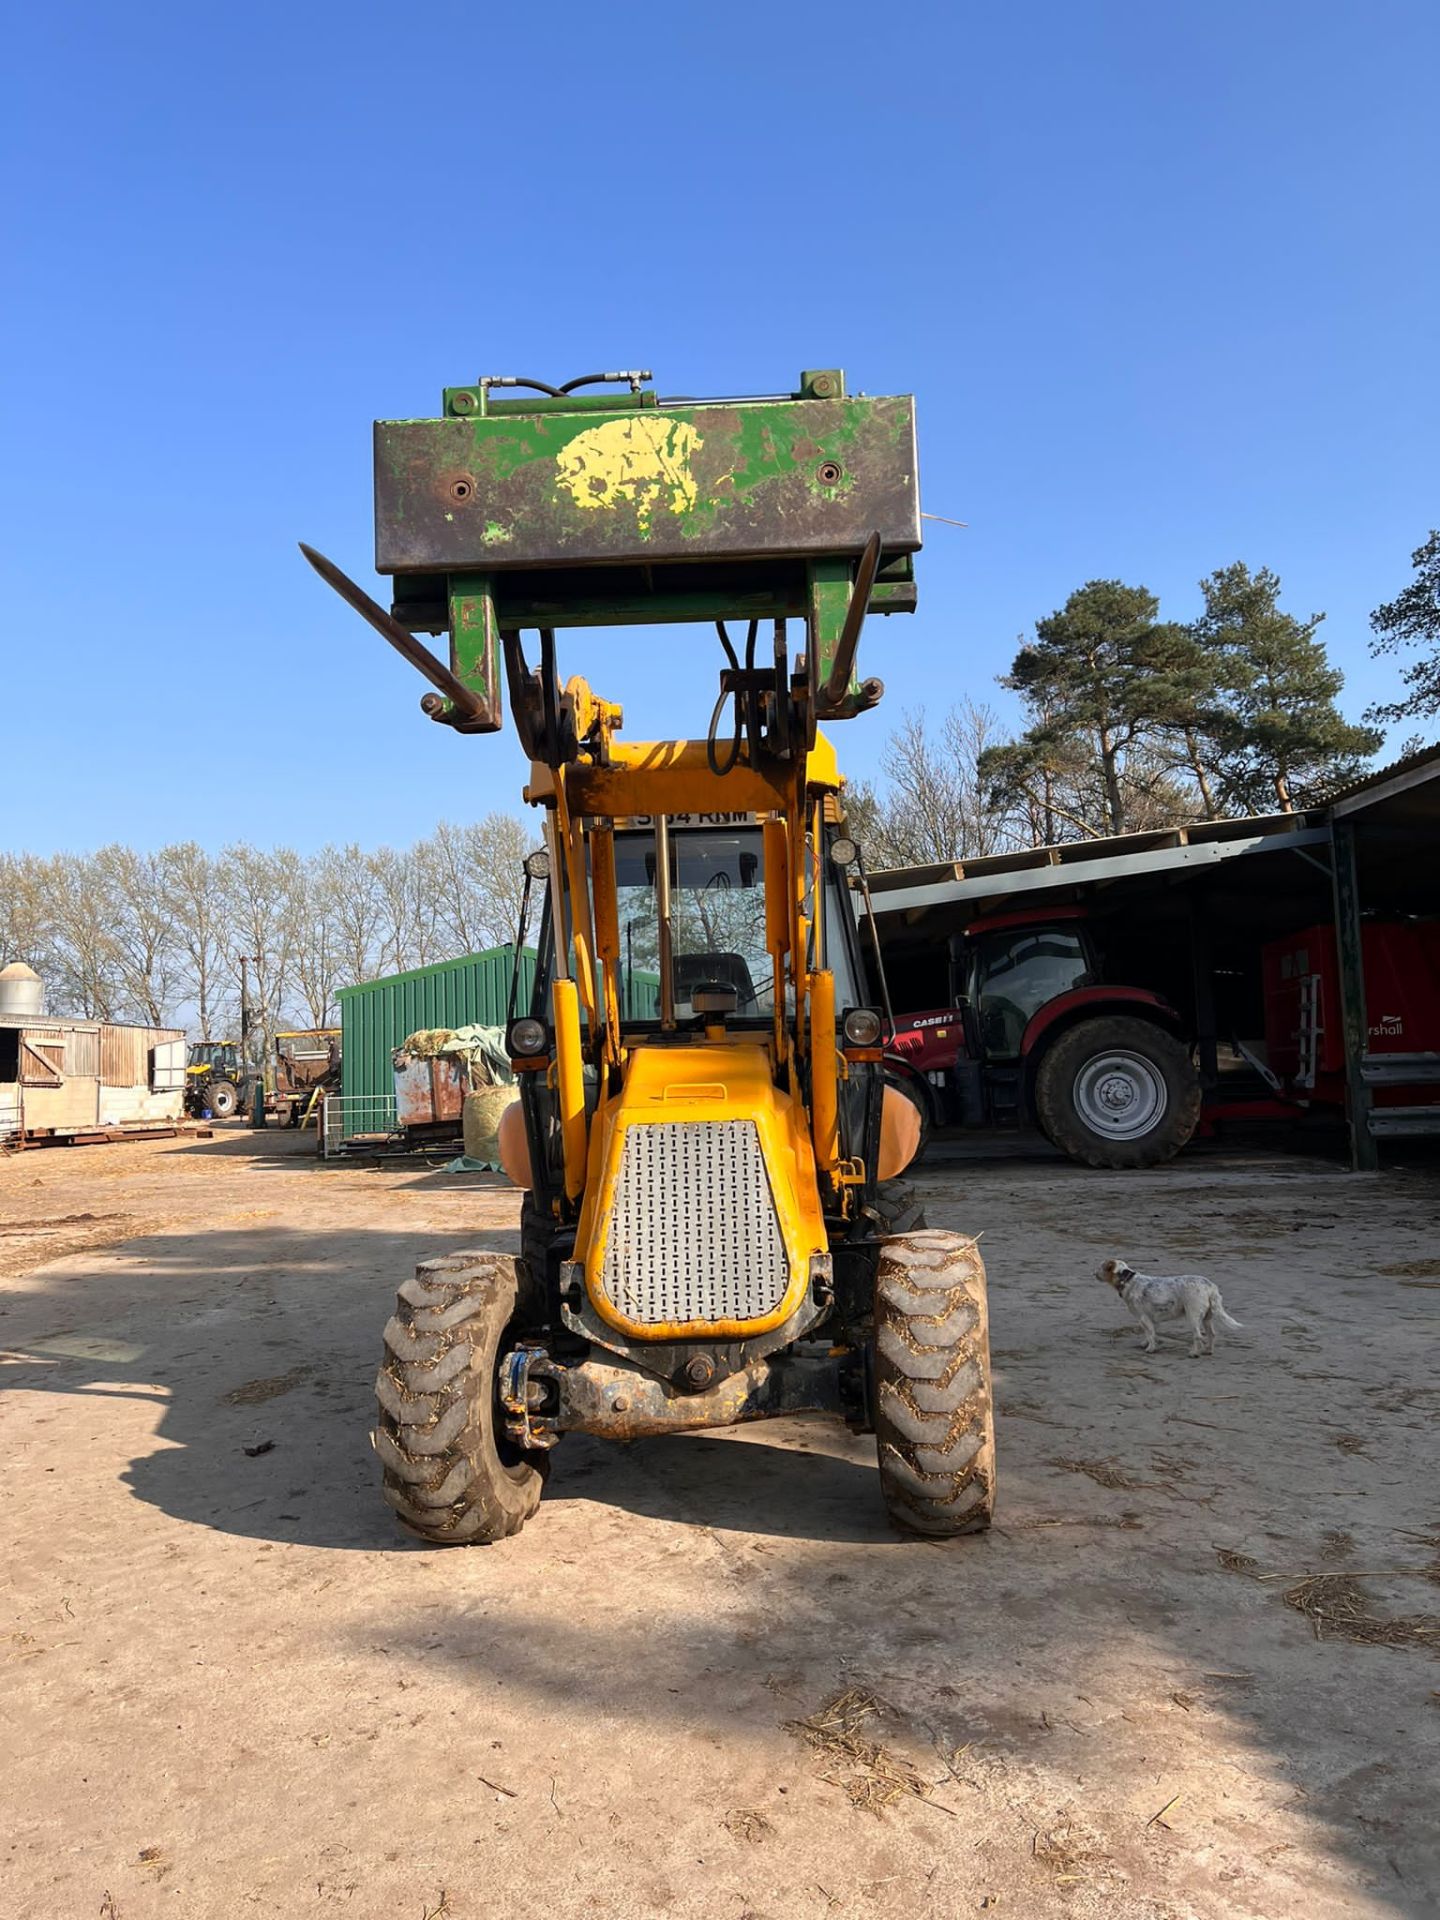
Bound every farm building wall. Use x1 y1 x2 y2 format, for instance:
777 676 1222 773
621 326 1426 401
337 947 538 1109
0 1017 186 1140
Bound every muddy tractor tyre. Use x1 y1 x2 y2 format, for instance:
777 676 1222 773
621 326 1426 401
373 1250 550 1545
207 1079 239 1119
874 1230 995 1537
871 1179 927 1235
1033 1015 1201 1170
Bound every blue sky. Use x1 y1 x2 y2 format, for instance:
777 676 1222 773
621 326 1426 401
5 0 1436 855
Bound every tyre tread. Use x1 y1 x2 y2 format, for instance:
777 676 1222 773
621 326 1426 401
874 1229 995 1536
871 1180 927 1236
373 1249 547 1545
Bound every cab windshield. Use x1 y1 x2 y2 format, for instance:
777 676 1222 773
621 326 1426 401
973 927 1090 1057
612 823 860 1024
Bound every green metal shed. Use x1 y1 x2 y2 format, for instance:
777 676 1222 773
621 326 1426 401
338 946 537 1110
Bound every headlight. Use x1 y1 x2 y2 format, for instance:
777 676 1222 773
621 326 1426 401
523 849 551 880
842 1007 883 1046
829 836 858 868
509 1017 548 1056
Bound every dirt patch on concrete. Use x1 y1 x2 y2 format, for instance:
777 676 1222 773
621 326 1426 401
223 1364 315 1406
0 1208 174 1279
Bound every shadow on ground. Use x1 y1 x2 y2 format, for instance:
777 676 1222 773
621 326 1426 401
3 1196 1438 1913
0 1219 928 1552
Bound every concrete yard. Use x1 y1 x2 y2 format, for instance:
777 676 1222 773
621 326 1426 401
1 1128 1437 1920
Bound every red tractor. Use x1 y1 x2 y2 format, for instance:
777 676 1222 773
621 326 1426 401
882 906 1203 1169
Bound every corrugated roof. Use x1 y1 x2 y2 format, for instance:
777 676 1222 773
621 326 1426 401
867 809 1310 898
1321 738 1440 813
866 741 1440 914
864 816 1331 922
336 948 524 999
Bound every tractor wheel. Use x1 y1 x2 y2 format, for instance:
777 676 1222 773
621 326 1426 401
874 1230 995 1537
1033 1015 1201 1170
208 1079 239 1119
373 1250 550 1545
871 1179 926 1235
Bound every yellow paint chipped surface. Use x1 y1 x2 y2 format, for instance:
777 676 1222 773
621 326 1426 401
555 416 702 531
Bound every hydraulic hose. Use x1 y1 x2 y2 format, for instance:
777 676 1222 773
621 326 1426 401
705 619 757 777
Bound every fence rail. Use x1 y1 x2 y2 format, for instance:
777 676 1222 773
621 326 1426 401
319 1092 399 1159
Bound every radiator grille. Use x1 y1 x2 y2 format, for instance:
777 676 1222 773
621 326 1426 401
599 1120 791 1326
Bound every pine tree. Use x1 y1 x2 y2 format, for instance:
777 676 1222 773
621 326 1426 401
1191 563 1380 811
1367 531 1440 726
976 726 1110 844
994 581 1203 835
1142 621 1230 818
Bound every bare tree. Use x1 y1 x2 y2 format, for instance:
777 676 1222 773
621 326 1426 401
9 813 538 1030
0 854 56 979
283 853 343 1028
159 842 228 1037
890 703 1004 860
850 701 1019 867
370 844 443 976
37 854 123 1019
221 844 298 1037
420 814 530 955
320 844 387 986
94 845 180 1025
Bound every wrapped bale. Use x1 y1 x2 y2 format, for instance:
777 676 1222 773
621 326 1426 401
462 1083 520 1168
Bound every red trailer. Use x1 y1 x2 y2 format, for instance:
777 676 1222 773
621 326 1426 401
1262 920 1440 1117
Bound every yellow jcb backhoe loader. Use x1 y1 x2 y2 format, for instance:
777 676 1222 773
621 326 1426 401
305 365 994 1542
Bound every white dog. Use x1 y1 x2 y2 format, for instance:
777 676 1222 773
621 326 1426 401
1098 1257 1243 1358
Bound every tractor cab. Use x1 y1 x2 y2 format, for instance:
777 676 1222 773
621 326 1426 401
951 908 1097 1060
598 815 868 1028
187 1039 240 1078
